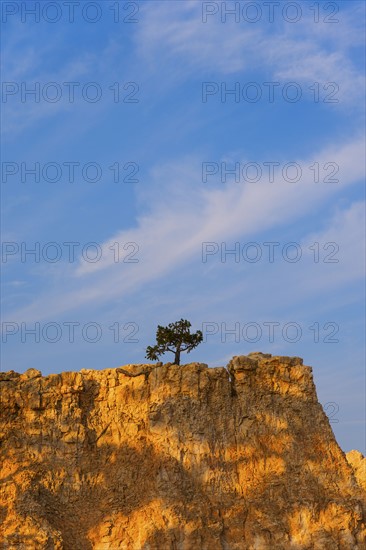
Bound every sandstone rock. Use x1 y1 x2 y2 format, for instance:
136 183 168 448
347 450 366 492
20 368 42 380
0 370 20 381
0 354 365 549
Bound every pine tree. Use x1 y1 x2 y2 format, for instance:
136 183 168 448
145 319 203 365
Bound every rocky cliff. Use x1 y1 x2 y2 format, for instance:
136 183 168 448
347 451 366 493
0 353 365 549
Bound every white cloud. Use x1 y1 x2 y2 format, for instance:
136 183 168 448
2 24 132 136
4 135 364 324
3 0 364 136
298 200 365 290
136 0 365 106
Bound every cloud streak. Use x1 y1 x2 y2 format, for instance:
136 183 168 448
4 134 364 324
136 0 365 106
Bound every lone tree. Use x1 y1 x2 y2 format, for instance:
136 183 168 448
146 319 203 366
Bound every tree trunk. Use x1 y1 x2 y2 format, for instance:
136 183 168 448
174 349 180 365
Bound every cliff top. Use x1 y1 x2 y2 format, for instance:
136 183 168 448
0 351 306 381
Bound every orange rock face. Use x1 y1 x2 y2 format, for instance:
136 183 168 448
347 450 366 493
0 353 365 549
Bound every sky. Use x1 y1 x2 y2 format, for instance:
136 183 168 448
1 0 365 454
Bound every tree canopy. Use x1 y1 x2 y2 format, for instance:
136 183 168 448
145 319 203 365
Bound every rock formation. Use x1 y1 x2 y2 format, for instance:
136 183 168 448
0 353 365 549
347 450 366 493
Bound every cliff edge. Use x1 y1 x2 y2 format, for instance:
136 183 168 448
0 353 365 549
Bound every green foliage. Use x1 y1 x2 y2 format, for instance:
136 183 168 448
145 319 203 365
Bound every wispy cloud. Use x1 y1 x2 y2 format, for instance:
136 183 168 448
299 200 365 289
2 23 135 136
4 134 364 324
136 0 365 106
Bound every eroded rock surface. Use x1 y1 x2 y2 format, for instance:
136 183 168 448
347 450 366 492
0 353 365 549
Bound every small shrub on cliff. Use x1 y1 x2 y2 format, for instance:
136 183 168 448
145 319 203 366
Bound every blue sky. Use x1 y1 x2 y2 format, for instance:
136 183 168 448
1 0 365 453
